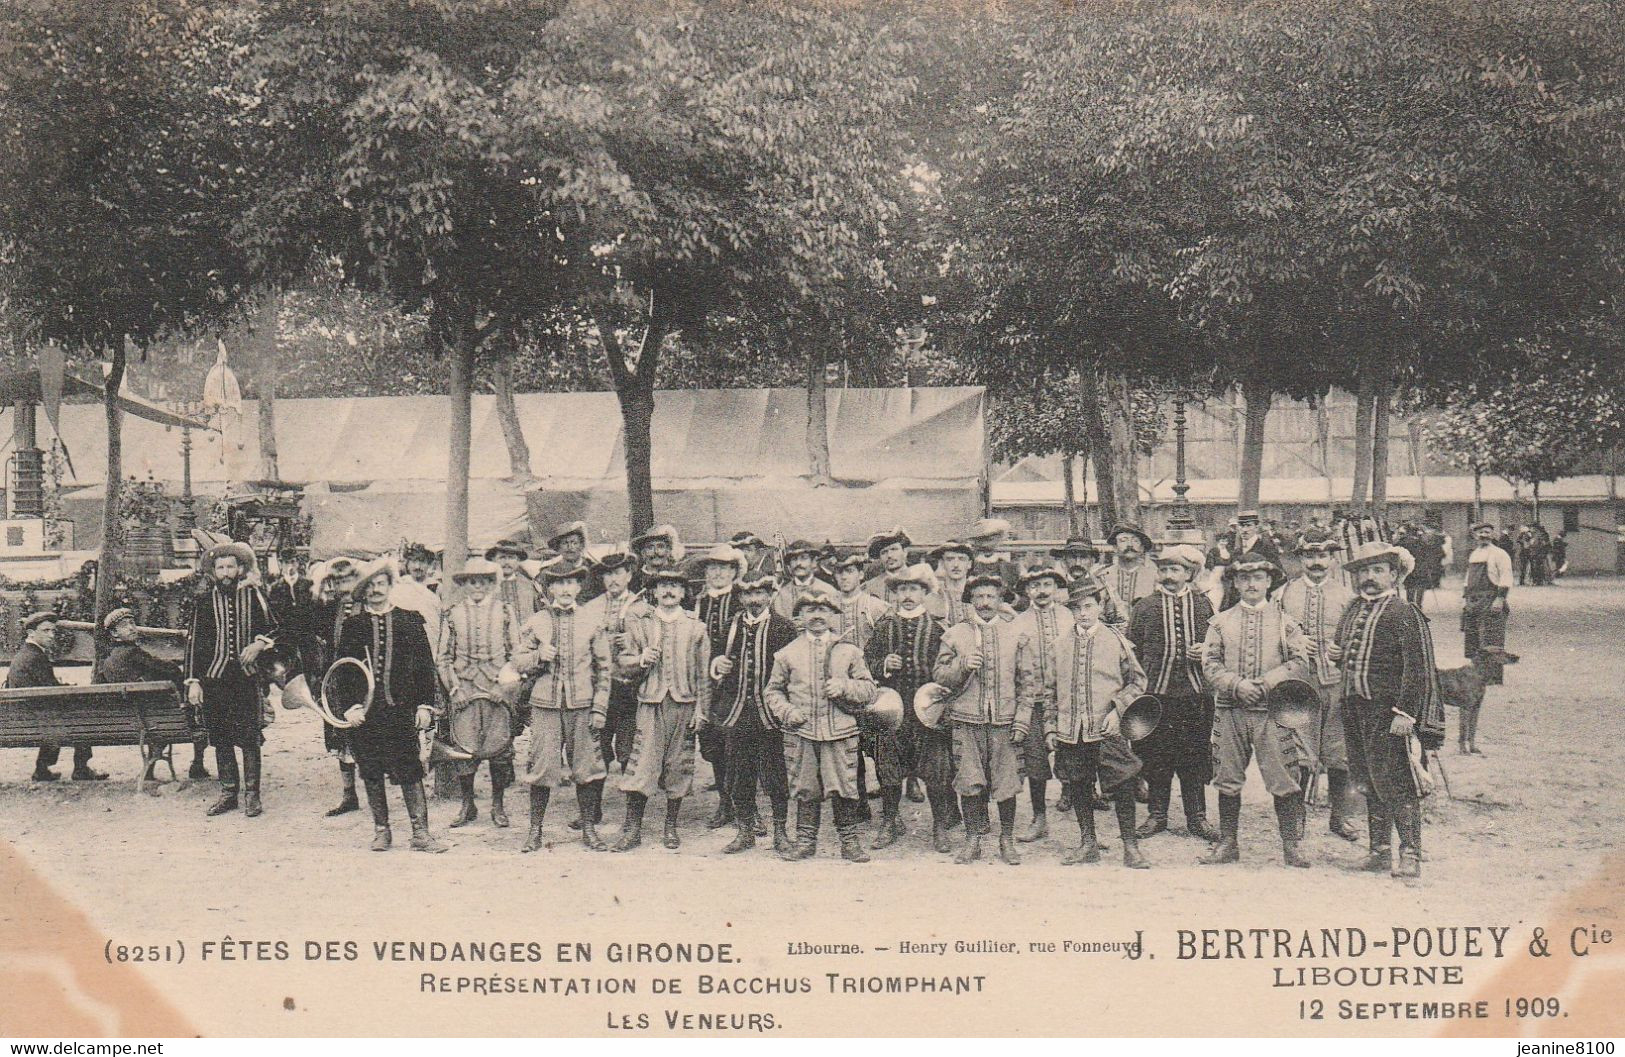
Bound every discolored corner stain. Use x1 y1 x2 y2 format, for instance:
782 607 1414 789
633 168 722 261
1444 852 1625 1038
0 839 196 1038
284 997 296 1011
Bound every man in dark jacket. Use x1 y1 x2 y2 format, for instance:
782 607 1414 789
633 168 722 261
9 611 106 781
97 607 208 780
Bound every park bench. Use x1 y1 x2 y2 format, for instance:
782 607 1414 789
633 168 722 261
0 681 190 793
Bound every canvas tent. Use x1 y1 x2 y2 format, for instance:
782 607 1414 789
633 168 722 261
32 387 986 556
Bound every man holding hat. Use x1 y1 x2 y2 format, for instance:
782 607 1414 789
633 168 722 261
1276 528 1361 841
514 563 612 851
934 574 1033 865
486 539 539 623
1200 556 1314 867
1030 575 1150 868
764 593 878 863
770 540 836 621
709 573 798 854
435 557 519 831
10 611 106 782
337 559 447 853
1334 541 1442 879
1010 564 1075 844
614 568 710 852
863 564 948 850
184 540 277 817
1125 544 1216 842
693 544 748 830
580 552 648 771
1101 524 1159 611
1461 520 1514 711
861 528 912 600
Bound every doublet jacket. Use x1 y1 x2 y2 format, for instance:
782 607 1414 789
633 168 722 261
933 613 1032 734
832 589 889 651
186 580 276 684
769 576 836 621
1334 593 1441 726
764 633 877 742
864 609 944 712
515 603 611 715
710 608 798 729
581 590 650 685
619 608 712 713
1277 575 1356 686
338 606 437 711
1126 588 1213 697
437 595 516 703
1099 560 1158 608
1029 622 1146 744
1201 602 1310 709
1010 602 1075 713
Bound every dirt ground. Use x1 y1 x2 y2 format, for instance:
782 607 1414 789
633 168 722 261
3 576 1623 1037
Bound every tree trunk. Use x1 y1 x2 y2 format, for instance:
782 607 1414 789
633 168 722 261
1101 372 1142 525
255 296 280 483
1239 378 1272 512
1351 367 1376 514
806 340 832 485
1080 371 1118 529
1371 375 1392 522
443 328 475 580
1472 467 1483 523
95 343 127 627
1532 480 1541 523
492 356 548 544
1061 451 1079 538
619 377 657 537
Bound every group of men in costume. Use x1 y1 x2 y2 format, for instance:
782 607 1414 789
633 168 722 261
11 510 1473 881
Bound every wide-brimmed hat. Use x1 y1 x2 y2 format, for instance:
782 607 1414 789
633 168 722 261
782 539 822 560
1107 523 1154 551
452 557 501 583
1342 541 1415 579
643 568 689 590
1153 544 1206 573
866 527 912 559
1295 527 1342 555
927 539 975 563
1066 575 1112 606
729 530 766 549
101 607 137 632
1227 555 1286 589
961 573 1009 604
592 551 637 575
792 592 840 617
546 521 589 549
886 563 937 591
1468 520 1496 533
204 540 256 570
631 524 677 551
698 544 748 579
739 572 779 593
966 517 1012 545
539 562 591 586
484 538 530 561
351 557 399 599
824 553 868 576
913 683 952 730
402 541 436 564
22 610 59 632
1050 537 1100 559
1266 679 1321 731
1019 564 1070 589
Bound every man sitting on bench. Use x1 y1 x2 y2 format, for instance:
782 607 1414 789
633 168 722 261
97 608 205 780
9 611 108 782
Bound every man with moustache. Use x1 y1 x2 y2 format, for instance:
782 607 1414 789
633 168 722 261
771 540 837 621
729 531 778 579
764 594 879 863
927 540 977 627
1200 556 1314 868
863 564 949 851
1276 528 1361 841
1219 511 1283 610
709 573 799 854
1334 542 1442 879
514 564 612 852
693 544 748 830
306 556 363 814
582 552 648 771
934 575 1032 866
486 538 539 623
435 558 518 831
1033 575 1150 869
1010 566 1073 844
965 518 1024 600
614 569 710 852
631 525 681 585
861 527 912 600
828 553 888 651
1100 524 1159 612
1459 520 1513 754
540 522 599 601
1125 544 1216 842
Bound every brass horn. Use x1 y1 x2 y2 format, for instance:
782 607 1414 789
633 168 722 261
313 654 376 729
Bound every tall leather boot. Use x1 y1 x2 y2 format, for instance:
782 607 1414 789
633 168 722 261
663 797 683 849
1358 799 1393 872
781 799 820 861
1294 767 1312 839
577 781 606 850
404 781 448 852
1326 769 1361 841
490 777 510 829
723 811 757 854
364 778 392 851
1198 794 1241 864
835 797 871 863
705 790 734 830
327 761 359 816
1276 794 1311 868
450 774 478 828
1137 771 1171 838
1019 778 1048 843
207 746 239 816
996 797 1021 865
1180 775 1217 841
956 794 987 864
612 793 647 852
1062 782 1100 864
927 788 954 854
873 787 904 849
1392 799 1422 879
241 745 263 818
1118 795 1149 869
189 737 211 781
770 808 792 855
521 786 550 853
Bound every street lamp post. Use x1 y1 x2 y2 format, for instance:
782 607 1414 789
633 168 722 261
1162 392 1205 545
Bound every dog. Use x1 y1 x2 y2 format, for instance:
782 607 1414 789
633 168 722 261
1436 646 1519 755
